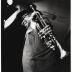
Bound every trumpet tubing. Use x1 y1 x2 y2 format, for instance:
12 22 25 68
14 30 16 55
22 4 68 59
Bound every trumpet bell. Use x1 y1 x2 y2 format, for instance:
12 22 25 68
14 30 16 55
60 49 69 59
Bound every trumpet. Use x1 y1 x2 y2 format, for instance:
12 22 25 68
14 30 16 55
22 4 69 59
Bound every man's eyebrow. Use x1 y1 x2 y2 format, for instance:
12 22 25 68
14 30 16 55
41 11 57 20
41 11 55 16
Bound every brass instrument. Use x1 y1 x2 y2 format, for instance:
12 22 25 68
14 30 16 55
22 4 68 59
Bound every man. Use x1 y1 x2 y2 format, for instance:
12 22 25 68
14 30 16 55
3 0 69 72
22 4 64 72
